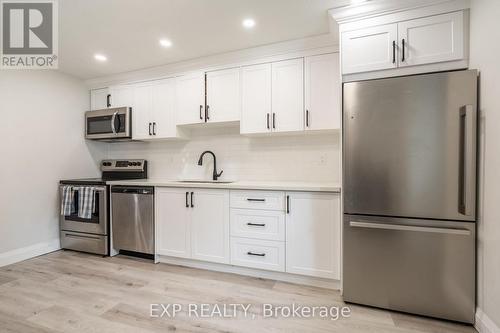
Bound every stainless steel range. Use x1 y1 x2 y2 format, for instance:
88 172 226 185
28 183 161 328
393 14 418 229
59 159 147 255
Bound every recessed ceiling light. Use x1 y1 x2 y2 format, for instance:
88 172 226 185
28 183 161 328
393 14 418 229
159 39 173 48
242 18 256 29
94 54 107 62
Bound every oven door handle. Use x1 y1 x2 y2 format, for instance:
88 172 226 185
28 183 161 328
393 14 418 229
111 111 118 134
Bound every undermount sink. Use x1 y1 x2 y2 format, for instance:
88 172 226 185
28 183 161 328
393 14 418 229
178 180 235 184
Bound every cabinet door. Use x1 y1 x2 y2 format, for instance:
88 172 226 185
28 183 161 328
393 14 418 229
152 79 176 139
286 192 341 279
132 84 152 140
341 23 398 74
191 189 230 264
90 88 109 110
271 59 304 133
398 11 464 67
175 72 205 125
206 68 240 123
305 53 341 131
109 85 134 108
156 188 192 258
240 63 272 134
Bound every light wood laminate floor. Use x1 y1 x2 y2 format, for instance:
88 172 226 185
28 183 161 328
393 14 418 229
0 250 476 333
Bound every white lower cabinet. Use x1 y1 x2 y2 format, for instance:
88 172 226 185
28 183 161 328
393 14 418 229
157 187 341 280
156 188 191 258
156 188 230 264
191 189 230 264
285 192 341 279
230 237 285 272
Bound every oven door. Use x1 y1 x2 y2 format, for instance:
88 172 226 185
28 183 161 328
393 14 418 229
59 185 108 235
85 107 131 140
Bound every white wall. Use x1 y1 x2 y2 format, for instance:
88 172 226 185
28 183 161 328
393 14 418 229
107 126 340 183
0 71 105 258
469 0 500 330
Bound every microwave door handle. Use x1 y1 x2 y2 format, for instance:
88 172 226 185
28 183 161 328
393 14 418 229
111 111 118 134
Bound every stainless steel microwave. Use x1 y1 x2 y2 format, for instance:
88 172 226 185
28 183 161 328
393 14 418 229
85 107 132 141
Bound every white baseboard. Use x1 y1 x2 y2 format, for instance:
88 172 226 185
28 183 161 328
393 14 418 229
0 239 61 268
476 308 500 333
158 255 340 290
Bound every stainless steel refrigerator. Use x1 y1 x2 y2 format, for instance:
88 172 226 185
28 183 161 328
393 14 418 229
342 70 477 323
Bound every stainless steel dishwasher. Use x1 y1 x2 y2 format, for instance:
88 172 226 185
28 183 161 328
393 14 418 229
111 186 154 255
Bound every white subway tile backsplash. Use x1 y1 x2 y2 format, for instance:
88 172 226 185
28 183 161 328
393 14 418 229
107 127 340 182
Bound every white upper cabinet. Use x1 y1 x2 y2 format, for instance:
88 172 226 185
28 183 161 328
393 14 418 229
90 88 110 110
175 72 205 125
133 79 182 140
152 79 178 139
156 188 192 259
240 63 272 134
190 189 230 264
398 11 464 67
342 23 398 74
286 192 341 279
305 53 341 131
109 85 134 108
341 10 467 76
206 68 240 123
132 83 153 140
271 58 304 133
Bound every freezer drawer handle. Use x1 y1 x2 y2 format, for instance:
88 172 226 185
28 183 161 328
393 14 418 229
349 221 471 236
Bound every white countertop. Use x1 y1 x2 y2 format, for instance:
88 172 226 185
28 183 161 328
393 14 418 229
106 179 341 193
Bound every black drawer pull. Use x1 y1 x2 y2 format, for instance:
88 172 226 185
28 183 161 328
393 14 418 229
190 192 194 208
185 192 189 208
247 223 266 227
247 251 266 257
247 198 265 202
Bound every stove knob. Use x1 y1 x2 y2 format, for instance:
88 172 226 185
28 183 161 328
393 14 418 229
128 162 133 166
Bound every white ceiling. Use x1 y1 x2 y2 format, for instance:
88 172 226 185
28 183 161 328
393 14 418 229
58 0 339 79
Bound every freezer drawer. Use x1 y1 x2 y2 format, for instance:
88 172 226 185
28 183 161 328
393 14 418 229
342 214 475 323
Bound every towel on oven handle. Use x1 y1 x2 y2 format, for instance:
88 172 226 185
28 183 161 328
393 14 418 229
60 185 75 216
77 186 96 219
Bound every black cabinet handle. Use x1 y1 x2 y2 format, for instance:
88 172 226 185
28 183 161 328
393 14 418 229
106 94 111 108
148 123 152 136
267 113 270 130
205 105 210 121
247 223 266 227
199 105 203 120
392 40 396 64
190 192 194 208
247 198 265 202
247 251 266 257
153 122 156 135
306 110 310 127
286 195 290 214
401 39 405 62
272 113 276 129
185 192 189 208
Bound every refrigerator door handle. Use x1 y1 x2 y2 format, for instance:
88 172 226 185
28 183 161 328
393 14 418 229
459 105 476 216
349 221 471 236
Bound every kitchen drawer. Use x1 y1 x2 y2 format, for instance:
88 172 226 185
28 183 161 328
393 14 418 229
230 209 285 241
60 231 108 255
230 190 284 211
230 237 285 272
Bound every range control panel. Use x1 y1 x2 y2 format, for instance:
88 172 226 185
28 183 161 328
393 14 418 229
101 159 146 171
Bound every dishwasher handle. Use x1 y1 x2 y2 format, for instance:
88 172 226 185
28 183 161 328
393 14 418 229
111 186 154 194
